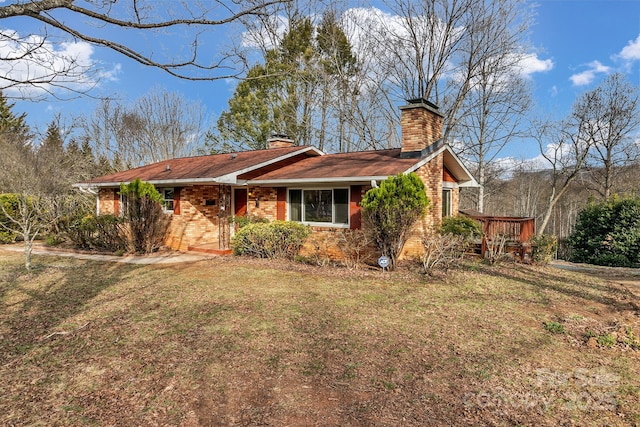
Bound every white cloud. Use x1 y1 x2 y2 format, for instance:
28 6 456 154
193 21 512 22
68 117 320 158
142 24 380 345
241 15 289 50
0 29 119 98
569 60 611 86
516 53 553 77
619 34 640 60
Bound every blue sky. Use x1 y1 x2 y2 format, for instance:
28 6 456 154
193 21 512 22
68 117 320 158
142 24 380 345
529 0 640 121
6 0 640 161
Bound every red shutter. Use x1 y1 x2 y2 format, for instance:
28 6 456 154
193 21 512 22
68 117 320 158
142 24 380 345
350 185 362 230
276 187 286 220
173 187 181 215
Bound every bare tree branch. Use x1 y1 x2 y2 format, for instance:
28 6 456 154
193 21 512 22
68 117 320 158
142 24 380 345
0 0 290 98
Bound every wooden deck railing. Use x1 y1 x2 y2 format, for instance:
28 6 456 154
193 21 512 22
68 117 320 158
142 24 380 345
460 212 536 261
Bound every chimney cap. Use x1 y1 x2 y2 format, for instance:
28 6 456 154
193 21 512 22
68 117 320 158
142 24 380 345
267 133 295 149
406 97 439 109
269 132 291 140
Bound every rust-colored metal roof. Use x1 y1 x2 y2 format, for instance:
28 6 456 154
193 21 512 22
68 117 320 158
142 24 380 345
84 146 318 185
249 149 416 182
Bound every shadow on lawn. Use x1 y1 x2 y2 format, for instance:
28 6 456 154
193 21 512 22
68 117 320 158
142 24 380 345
0 257 142 366
479 263 639 313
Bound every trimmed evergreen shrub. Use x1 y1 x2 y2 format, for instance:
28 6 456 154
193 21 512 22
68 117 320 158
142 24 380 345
361 173 429 270
231 214 269 229
232 220 310 259
569 195 640 267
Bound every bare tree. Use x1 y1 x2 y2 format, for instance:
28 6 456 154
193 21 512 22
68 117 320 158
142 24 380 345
535 90 601 235
454 65 531 212
583 73 640 199
131 88 207 163
0 0 289 99
0 193 50 270
81 87 207 169
376 0 532 142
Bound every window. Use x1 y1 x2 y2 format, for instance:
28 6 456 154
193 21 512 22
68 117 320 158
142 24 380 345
161 188 174 212
442 189 452 217
289 188 349 226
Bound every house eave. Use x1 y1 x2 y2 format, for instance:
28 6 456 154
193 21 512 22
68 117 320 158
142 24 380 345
404 143 479 187
74 177 220 189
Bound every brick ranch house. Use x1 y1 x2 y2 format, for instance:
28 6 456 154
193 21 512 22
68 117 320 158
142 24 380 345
76 99 478 259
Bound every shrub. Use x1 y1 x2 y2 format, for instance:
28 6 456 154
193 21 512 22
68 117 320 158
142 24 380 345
230 214 269 229
232 220 310 259
530 234 558 265
306 231 334 266
120 179 170 253
484 233 509 265
92 214 127 251
439 215 482 239
0 193 19 243
569 195 640 267
58 213 96 249
337 229 372 269
361 173 429 270
58 213 126 252
421 232 467 275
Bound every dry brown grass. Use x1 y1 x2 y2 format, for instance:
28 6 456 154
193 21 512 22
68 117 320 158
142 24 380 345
0 249 639 426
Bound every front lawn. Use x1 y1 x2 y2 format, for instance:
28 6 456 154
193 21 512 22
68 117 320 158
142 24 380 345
1 250 638 426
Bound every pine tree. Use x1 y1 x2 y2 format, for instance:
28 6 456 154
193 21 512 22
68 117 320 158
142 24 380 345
210 13 358 152
0 92 30 144
0 92 33 192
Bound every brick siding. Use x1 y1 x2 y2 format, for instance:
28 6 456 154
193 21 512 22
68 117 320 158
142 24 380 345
400 102 444 155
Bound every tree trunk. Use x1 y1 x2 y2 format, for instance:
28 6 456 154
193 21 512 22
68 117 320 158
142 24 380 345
24 232 32 270
477 161 485 213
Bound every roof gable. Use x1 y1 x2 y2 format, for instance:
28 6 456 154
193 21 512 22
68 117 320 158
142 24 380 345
248 144 478 187
247 149 416 183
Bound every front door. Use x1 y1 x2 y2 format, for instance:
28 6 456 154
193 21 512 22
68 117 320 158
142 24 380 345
234 188 248 217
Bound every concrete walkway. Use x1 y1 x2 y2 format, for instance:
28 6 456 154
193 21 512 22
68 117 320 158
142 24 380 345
0 243 214 265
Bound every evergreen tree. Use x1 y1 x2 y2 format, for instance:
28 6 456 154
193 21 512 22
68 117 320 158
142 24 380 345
35 121 68 194
0 92 33 192
0 92 30 143
209 13 358 152
316 11 358 152
569 195 640 267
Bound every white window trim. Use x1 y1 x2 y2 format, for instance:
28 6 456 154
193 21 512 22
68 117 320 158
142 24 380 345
442 188 452 217
288 187 350 228
442 181 458 189
160 187 175 213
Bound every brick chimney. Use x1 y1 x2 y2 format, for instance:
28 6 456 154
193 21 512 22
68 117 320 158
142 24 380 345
400 98 444 158
267 133 294 149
